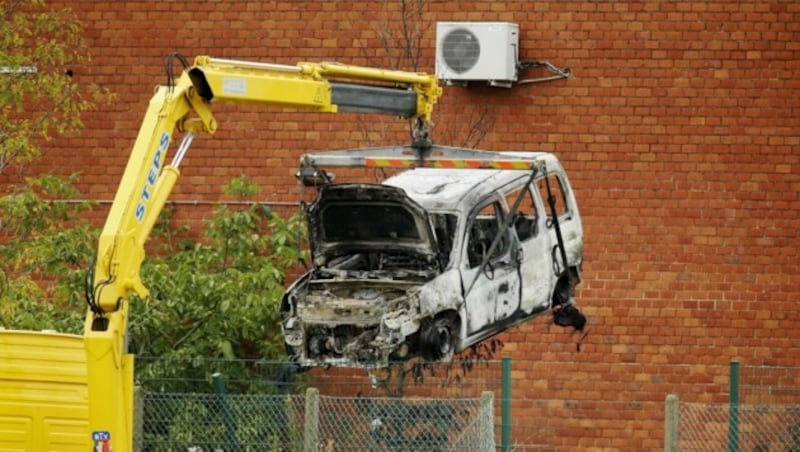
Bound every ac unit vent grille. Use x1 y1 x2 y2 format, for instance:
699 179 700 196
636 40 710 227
440 28 481 74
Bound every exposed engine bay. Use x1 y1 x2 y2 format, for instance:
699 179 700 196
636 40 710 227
282 255 437 366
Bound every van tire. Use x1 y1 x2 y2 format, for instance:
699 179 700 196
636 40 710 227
420 315 456 360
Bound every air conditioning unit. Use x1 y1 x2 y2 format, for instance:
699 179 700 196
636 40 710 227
435 22 519 86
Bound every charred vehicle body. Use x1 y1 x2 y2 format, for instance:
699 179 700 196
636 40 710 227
281 146 586 367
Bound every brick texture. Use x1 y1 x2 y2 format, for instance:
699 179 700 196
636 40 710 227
21 1 800 449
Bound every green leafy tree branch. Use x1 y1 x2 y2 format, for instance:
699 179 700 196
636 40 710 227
0 174 94 332
0 0 112 176
1 176 307 392
129 177 308 391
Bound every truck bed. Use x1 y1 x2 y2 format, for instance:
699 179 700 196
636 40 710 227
0 330 88 451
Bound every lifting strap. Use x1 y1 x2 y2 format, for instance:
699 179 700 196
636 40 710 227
543 164 572 285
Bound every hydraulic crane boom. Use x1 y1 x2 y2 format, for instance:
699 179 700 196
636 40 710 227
83 54 440 451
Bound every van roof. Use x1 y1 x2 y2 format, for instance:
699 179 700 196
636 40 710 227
384 150 561 212
299 145 562 211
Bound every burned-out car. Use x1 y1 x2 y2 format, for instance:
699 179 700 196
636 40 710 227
280 146 586 367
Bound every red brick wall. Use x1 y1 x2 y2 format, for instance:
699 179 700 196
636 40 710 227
32 1 800 449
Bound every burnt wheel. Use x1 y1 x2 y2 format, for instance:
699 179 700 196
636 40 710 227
420 316 456 360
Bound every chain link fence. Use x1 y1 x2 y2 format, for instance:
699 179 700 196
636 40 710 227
669 363 800 451
136 383 494 451
677 403 800 451
134 356 674 450
312 392 494 451
139 392 305 451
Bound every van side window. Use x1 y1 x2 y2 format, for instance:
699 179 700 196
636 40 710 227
504 187 538 241
537 174 569 222
467 201 507 268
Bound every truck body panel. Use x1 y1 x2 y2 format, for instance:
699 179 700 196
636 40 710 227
0 330 89 451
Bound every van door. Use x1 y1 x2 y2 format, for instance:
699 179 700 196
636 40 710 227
503 184 553 315
462 199 522 333
537 171 582 282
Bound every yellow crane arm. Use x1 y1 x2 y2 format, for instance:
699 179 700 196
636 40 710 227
83 55 440 451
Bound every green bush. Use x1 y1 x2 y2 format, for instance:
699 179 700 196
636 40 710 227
0 174 93 332
1 175 307 392
130 177 308 392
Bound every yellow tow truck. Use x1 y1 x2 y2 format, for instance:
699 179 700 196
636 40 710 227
1 54 441 452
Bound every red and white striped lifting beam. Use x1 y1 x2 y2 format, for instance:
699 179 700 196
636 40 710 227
299 145 551 171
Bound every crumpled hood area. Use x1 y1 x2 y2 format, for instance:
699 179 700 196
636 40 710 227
307 183 438 264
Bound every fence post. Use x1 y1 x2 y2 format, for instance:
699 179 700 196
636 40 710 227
304 387 319 452
211 373 241 452
133 385 144 452
481 391 495 451
729 360 739 452
664 394 679 452
502 357 511 452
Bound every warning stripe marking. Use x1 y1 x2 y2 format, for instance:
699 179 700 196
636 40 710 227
364 158 534 169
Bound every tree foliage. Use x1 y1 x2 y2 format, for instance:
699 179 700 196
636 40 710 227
0 174 94 332
0 175 307 392
0 0 112 176
129 177 308 391
356 0 494 149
